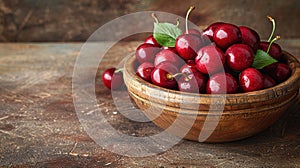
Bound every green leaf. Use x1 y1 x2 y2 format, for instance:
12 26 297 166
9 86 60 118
153 22 182 47
252 49 278 69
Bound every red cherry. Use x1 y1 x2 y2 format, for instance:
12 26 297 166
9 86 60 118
178 72 207 93
136 62 155 83
225 44 254 71
195 45 225 75
206 73 238 94
239 68 264 92
154 49 183 67
202 22 225 41
213 23 242 50
180 62 197 75
272 63 292 83
239 26 260 51
151 62 178 90
102 68 124 90
175 34 205 60
259 42 282 60
144 35 161 47
263 74 276 89
135 43 161 64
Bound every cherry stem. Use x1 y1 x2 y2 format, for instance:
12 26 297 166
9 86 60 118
176 18 180 27
114 68 124 73
267 35 280 54
166 72 189 80
185 5 195 34
151 13 159 23
267 16 276 42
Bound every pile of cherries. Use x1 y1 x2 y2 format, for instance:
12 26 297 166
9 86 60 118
103 7 291 94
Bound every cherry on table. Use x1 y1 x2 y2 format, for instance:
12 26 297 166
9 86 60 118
239 26 260 51
154 49 183 67
206 73 238 94
225 44 254 71
136 62 155 83
195 45 225 75
213 23 242 50
102 68 124 90
239 68 264 92
135 43 161 64
151 62 178 90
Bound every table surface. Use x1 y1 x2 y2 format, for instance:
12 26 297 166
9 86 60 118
0 41 299 167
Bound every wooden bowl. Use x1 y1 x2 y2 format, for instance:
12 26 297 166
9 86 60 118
123 51 300 143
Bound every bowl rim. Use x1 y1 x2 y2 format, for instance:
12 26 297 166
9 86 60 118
124 50 300 103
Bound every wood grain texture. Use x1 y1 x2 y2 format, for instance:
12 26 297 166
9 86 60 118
0 41 299 167
124 51 300 142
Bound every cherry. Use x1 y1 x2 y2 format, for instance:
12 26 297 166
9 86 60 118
239 68 264 92
135 43 161 64
102 68 124 90
270 63 291 83
144 35 161 47
239 26 260 51
151 62 178 89
213 23 242 50
176 34 205 60
180 62 197 75
206 73 238 94
225 44 254 71
195 45 226 75
178 72 207 93
259 41 282 60
136 62 155 83
154 49 183 67
263 74 276 89
202 22 225 41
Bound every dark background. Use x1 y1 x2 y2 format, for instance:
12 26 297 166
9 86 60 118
0 0 299 42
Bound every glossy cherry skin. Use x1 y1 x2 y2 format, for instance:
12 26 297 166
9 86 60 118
206 73 238 94
151 62 178 90
202 22 225 41
175 34 205 60
135 43 161 64
102 68 124 90
263 74 276 89
178 72 207 93
213 23 242 50
136 62 154 83
239 68 264 92
180 62 197 75
271 63 291 83
144 35 161 47
195 45 225 75
239 26 260 51
259 42 282 60
225 44 254 71
154 49 183 67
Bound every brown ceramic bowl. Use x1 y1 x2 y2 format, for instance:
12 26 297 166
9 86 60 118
123 51 300 143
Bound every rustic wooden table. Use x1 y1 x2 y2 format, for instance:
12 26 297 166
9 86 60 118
0 41 299 167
